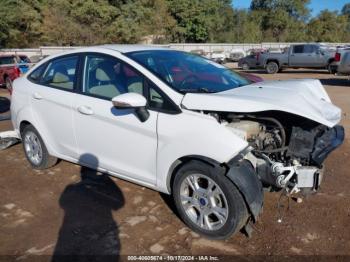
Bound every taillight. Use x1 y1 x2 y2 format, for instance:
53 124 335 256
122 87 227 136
335 52 341 62
14 66 21 77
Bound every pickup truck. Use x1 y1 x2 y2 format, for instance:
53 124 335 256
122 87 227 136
259 44 336 74
0 54 31 93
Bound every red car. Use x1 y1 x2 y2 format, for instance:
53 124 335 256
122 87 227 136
0 54 31 94
237 71 264 83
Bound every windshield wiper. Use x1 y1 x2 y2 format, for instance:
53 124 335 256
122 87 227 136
178 87 214 93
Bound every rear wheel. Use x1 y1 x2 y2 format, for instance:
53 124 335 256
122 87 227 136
266 61 279 74
327 64 336 74
5 77 12 93
172 160 248 239
242 63 250 70
21 125 57 169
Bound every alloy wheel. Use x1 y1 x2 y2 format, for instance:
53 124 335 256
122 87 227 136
24 131 43 165
179 173 229 231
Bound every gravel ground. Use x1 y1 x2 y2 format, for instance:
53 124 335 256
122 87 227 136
0 68 349 261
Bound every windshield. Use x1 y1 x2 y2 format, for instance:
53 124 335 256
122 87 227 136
126 50 251 94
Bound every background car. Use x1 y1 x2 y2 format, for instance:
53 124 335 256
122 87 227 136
236 71 263 83
209 50 226 63
238 54 260 70
259 44 336 74
329 47 350 75
228 48 246 62
0 54 31 93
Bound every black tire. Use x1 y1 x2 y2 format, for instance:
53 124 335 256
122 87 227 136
172 160 248 239
266 61 279 74
21 125 57 169
242 63 250 70
5 77 12 93
327 64 336 74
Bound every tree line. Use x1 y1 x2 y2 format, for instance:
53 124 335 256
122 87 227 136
1 0 350 48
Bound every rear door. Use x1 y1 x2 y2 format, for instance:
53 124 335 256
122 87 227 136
29 55 79 159
289 45 307 66
303 45 324 67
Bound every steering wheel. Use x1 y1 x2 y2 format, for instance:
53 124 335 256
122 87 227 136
179 75 200 88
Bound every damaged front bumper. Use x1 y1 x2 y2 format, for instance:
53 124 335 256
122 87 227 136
226 149 264 222
258 125 345 193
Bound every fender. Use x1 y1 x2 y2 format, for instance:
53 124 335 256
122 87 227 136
226 149 264 222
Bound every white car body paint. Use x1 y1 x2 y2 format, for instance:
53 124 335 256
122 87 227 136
156 109 248 192
112 92 147 108
182 79 341 127
10 45 342 195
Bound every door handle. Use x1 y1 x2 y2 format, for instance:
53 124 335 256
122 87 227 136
77 105 94 115
33 93 43 100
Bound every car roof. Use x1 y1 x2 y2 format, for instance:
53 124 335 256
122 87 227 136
100 44 171 53
0 54 28 57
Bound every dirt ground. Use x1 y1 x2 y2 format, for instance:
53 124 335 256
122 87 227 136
0 68 349 261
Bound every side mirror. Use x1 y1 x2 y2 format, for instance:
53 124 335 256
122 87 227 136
112 93 150 122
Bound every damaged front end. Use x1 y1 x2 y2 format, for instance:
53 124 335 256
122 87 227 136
207 110 344 231
255 124 344 194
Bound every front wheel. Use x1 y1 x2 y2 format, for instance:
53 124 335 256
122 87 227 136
172 160 248 239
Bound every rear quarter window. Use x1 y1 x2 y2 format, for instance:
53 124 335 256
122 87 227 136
28 64 47 83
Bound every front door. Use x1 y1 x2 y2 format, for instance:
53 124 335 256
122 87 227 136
73 54 158 184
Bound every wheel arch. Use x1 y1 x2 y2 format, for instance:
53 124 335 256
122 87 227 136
3 73 8 82
19 120 32 135
265 59 280 67
166 155 222 194
18 119 56 156
166 153 264 224
328 58 335 65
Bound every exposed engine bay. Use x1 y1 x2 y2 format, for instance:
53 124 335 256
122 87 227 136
208 111 345 194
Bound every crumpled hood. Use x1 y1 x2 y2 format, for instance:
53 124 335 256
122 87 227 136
181 79 341 127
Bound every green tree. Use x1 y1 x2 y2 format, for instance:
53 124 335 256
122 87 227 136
250 0 310 41
167 0 232 42
0 0 42 48
307 10 350 42
341 3 350 17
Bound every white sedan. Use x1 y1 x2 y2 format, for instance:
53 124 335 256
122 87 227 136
11 45 344 239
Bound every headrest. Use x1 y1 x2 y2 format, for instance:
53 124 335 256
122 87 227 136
96 68 111 81
53 72 69 83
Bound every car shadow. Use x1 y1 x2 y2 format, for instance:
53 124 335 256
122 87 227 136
52 153 124 262
0 96 10 114
320 78 350 86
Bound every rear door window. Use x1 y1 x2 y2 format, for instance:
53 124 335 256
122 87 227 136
40 56 78 90
303 45 316 53
293 45 304 54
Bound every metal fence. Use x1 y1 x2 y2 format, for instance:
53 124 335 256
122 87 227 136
1 42 349 58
